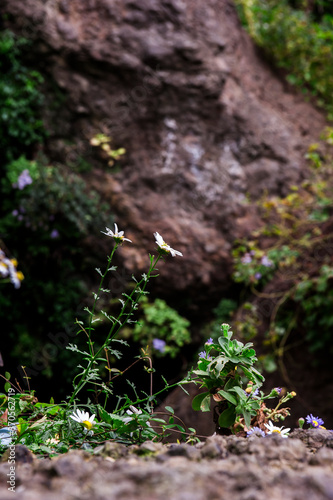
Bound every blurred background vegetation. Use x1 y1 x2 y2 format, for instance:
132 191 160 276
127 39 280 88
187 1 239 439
235 0 333 118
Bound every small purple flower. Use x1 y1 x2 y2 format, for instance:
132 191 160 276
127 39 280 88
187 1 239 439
50 229 60 239
12 210 19 217
205 337 213 345
152 338 166 353
254 272 262 280
306 414 324 428
14 170 33 190
274 387 282 395
261 256 273 267
241 253 252 264
247 427 266 437
198 351 212 360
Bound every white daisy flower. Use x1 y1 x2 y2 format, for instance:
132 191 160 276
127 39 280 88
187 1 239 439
101 223 132 243
265 420 290 438
70 409 96 432
46 436 60 446
122 406 151 427
154 232 183 257
122 405 142 424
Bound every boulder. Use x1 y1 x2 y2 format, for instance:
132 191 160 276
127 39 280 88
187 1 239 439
1 0 328 304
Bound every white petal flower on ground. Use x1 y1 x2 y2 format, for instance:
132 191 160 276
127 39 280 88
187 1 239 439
101 223 132 243
46 436 60 446
154 232 183 257
0 250 24 288
70 409 96 432
123 406 151 427
123 405 143 423
265 420 290 438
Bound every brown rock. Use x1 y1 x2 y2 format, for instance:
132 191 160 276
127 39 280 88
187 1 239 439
1 0 329 303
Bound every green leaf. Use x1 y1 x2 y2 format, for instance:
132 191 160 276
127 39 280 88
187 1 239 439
242 409 251 429
200 394 211 412
240 365 264 384
165 406 174 414
192 392 210 411
224 378 238 391
98 407 113 424
229 386 247 401
218 406 236 428
217 390 237 406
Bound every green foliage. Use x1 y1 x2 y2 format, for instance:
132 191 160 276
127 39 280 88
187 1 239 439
291 265 333 352
230 137 333 366
1 157 109 240
0 391 197 454
235 0 333 119
0 30 45 161
132 297 191 358
0 156 111 380
190 324 294 432
0 231 199 455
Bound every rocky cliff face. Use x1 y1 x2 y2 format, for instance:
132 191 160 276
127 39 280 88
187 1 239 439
1 0 327 303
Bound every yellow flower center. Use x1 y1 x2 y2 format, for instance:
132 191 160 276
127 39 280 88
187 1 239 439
272 429 281 434
313 419 319 427
82 420 93 430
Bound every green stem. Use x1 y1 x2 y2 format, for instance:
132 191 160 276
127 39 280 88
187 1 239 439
86 243 119 355
67 253 162 406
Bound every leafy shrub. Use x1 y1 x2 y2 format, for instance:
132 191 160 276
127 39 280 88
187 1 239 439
0 30 45 162
230 138 333 365
235 0 333 118
131 297 191 358
0 157 111 383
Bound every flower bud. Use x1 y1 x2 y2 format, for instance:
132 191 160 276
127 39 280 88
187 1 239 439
298 418 305 429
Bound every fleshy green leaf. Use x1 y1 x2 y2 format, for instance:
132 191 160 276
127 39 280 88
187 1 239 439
192 392 210 411
218 406 236 428
217 389 237 406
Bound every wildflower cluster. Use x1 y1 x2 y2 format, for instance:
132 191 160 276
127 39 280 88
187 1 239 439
189 323 296 436
0 224 195 454
0 248 24 289
233 246 297 286
298 414 327 430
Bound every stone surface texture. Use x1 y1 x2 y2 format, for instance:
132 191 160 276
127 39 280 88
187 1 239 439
1 431 333 499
